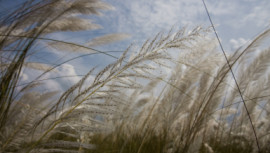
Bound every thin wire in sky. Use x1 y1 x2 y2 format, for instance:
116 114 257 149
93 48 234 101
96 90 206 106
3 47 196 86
201 0 261 152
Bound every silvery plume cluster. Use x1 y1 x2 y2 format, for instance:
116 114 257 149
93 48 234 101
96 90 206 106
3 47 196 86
0 0 270 153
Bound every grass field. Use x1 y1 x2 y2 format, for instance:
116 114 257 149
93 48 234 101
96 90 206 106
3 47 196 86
1 0 270 152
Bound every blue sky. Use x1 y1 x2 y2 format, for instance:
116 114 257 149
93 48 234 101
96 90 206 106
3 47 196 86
99 0 270 50
49 0 270 61
2 0 270 92
47 0 270 70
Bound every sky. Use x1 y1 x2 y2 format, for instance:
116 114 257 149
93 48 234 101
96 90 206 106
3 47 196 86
2 0 270 92
99 0 270 50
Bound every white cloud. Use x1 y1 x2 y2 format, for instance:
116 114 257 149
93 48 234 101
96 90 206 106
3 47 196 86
20 64 82 93
104 0 207 43
207 0 238 16
128 0 204 33
42 63 95 93
20 73 29 82
229 37 248 50
45 64 82 91
241 3 270 27
56 64 81 84
18 71 62 93
103 0 270 51
19 0 270 93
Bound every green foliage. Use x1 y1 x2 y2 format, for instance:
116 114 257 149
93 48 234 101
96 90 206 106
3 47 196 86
88 129 167 153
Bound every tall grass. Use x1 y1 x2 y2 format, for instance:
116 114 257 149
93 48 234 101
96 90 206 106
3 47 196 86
1 0 270 153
